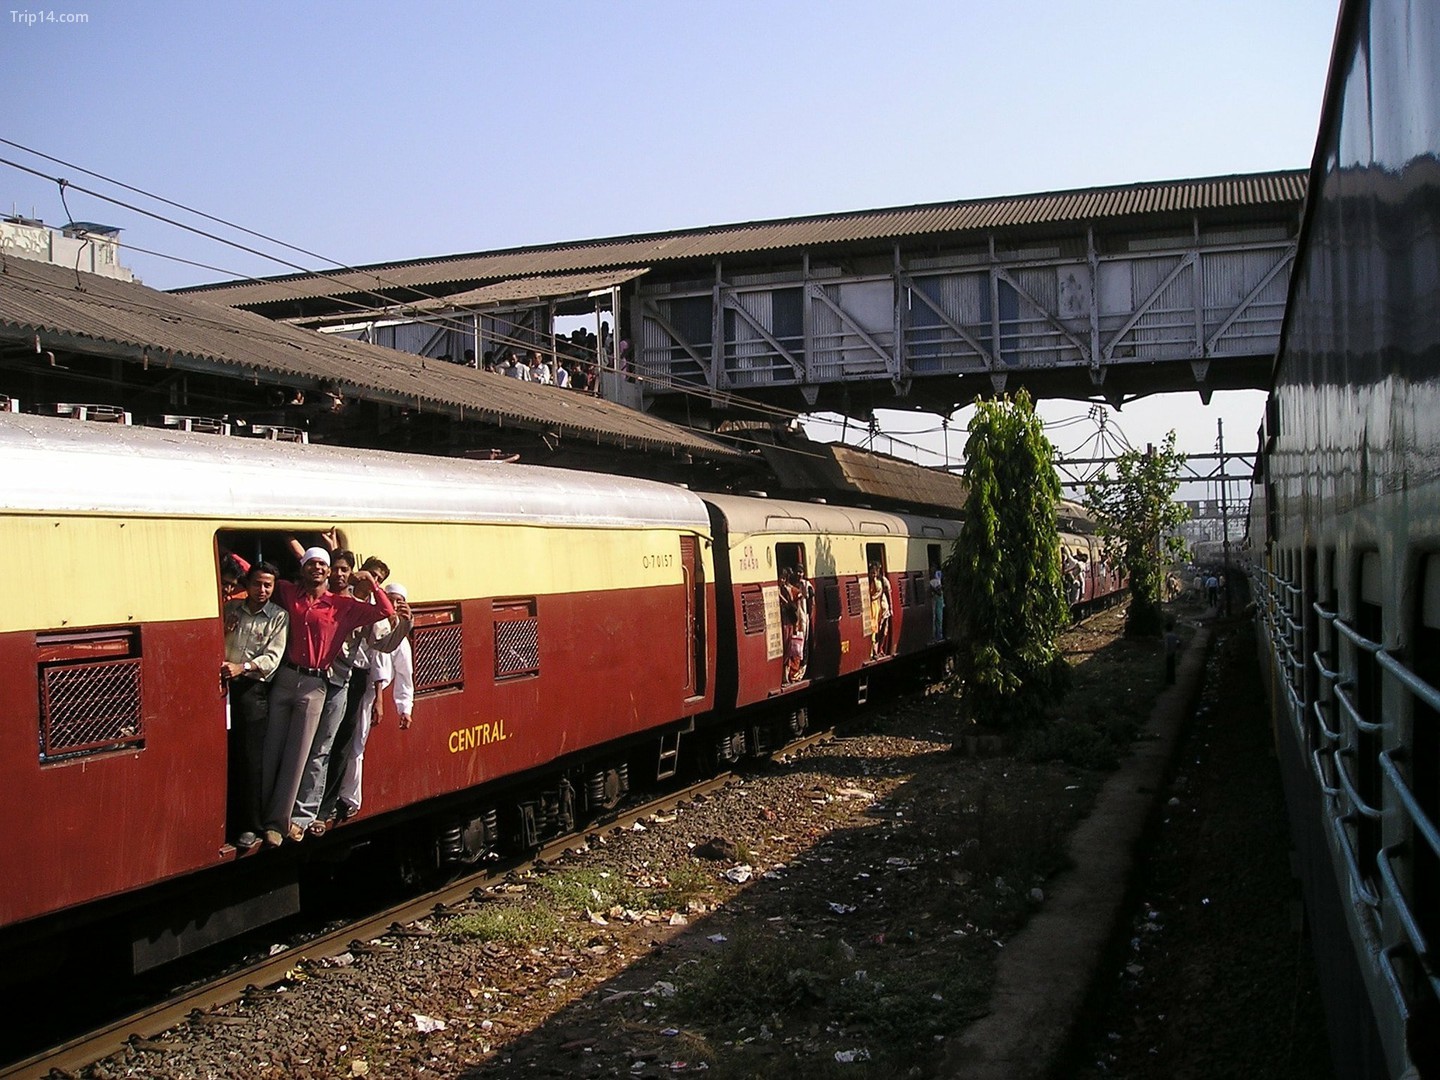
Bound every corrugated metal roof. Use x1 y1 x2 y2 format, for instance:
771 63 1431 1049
0 258 743 460
403 267 651 312
178 171 1307 310
759 433 970 515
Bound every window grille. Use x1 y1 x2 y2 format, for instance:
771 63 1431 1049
494 599 539 680
411 604 463 695
912 572 931 607
37 628 143 762
845 578 864 617
740 589 767 635
822 582 841 621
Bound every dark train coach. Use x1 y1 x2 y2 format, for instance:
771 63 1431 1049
1248 0 1440 1076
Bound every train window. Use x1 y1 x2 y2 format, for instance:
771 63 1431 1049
740 588 767 635
822 581 841 621
844 577 865 617
1314 549 1340 793
411 604 464 696
1412 555 1440 971
36 627 143 762
1354 552 1384 883
906 572 927 607
1302 548 1319 754
493 598 539 680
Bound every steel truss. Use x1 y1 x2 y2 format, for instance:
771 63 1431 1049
636 220 1295 411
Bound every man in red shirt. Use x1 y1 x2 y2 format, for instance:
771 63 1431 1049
259 547 395 846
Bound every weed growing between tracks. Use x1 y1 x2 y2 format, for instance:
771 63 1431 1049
413 603 1169 1078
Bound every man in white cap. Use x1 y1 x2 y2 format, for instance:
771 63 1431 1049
321 581 415 825
296 567 411 836
259 546 395 846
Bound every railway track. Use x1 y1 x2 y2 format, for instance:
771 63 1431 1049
1 730 834 1080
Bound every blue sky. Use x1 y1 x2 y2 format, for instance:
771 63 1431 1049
1 0 1340 471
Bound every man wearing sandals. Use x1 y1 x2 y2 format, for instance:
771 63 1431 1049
292 563 411 838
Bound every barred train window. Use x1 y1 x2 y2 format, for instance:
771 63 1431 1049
410 604 464 695
740 588 767 635
36 627 143 762
904 572 924 607
845 578 864 617
494 598 539 680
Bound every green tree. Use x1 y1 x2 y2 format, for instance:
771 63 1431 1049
946 391 1070 730
1082 432 1189 637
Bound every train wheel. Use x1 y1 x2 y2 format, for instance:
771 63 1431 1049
715 729 747 766
787 707 809 738
586 764 629 812
438 806 498 865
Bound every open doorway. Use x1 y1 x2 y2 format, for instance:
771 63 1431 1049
776 542 811 683
865 543 891 659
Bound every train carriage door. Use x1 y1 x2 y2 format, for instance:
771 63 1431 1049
775 543 810 684
927 543 944 642
215 526 347 848
865 542 891 658
680 535 706 697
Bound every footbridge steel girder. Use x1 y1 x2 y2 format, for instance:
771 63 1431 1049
636 222 1295 417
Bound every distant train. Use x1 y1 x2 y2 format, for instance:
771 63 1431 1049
1057 499 1126 613
1248 0 1440 1076
0 411 961 977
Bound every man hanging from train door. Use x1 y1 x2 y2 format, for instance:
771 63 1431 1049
930 558 945 642
220 561 288 851
260 547 395 847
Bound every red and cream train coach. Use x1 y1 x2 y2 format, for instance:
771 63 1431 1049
0 412 715 963
703 494 960 753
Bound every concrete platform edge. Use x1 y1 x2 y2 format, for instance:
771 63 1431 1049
942 623 1214 1080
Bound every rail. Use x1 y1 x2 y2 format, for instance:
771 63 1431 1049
1251 565 1440 1030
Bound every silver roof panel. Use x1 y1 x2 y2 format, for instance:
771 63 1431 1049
0 412 710 529
702 493 960 537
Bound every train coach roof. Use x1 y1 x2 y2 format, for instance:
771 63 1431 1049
701 493 960 537
0 412 710 529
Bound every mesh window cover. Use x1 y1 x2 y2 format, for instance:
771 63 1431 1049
41 657 143 759
741 589 767 635
413 623 464 693
495 616 539 678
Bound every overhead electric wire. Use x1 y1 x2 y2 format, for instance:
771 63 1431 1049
1 145 1016 450
6 152 820 427
1 137 343 269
